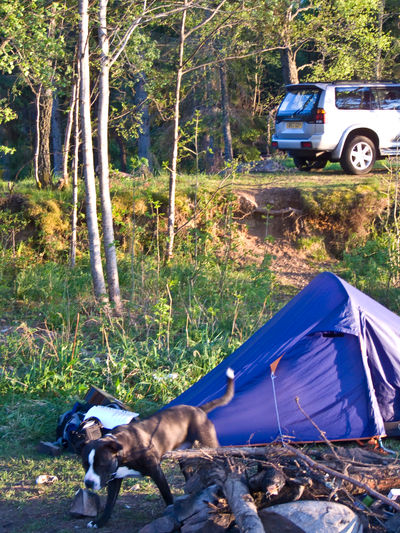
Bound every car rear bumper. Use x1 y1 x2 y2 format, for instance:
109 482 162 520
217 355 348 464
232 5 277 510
271 134 335 151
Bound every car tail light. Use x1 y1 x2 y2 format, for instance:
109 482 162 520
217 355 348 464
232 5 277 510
315 108 325 124
301 141 312 148
271 141 278 149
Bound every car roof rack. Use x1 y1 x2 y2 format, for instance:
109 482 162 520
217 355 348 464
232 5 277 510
330 80 399 85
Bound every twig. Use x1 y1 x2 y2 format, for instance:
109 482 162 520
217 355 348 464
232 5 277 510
295 396 341 461
283 443 400 512
175 172 233 234
163 446 268 460
71 312 80 363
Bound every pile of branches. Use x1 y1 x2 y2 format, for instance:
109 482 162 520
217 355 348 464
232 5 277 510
155 443 400 533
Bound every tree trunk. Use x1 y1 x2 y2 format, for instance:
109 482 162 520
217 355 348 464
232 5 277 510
135 73 152 172
219 62 233 162
205 133 215 173
70 64 80 268
51 93 63 179
98 0 122 314
280 47 299 85
79 0 108 302
62 76 79 188
116 135 127 172
166 0 188 261
375 0 385 79
34 88 41 188
37 86 53 187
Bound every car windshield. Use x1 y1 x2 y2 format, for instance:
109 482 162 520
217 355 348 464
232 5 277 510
277 88 321 118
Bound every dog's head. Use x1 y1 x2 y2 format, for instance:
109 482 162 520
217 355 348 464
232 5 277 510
81 436 122 491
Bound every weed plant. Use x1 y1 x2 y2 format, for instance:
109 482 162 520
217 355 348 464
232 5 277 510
340 157 400 312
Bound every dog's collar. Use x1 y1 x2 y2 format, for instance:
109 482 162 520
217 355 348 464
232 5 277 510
108 471 117 483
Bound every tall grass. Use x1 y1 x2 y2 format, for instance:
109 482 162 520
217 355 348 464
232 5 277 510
0 175 278 415
340 157 400 312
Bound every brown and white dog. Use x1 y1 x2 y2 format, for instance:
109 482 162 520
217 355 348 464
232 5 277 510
81 368 234 528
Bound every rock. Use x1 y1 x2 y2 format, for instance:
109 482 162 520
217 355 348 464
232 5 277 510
261 501 363 533
138 514 178 533
236 158 286 174
35 474 58 485
70 488 100 518
259 510 306 532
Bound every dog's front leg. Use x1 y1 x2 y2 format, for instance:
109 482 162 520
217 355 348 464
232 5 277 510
87 478 122 529
149 463 173 506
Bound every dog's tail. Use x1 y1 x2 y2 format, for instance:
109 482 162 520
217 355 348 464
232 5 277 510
200 368 235 414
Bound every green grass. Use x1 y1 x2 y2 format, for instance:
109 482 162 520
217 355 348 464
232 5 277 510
1 161 400 530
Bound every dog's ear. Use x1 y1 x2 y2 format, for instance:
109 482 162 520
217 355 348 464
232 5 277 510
103 438 123 454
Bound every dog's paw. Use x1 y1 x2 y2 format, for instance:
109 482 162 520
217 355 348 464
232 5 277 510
87 521 98 528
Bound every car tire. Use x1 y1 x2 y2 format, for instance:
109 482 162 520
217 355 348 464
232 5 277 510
340 136 376 175
293 156 328 172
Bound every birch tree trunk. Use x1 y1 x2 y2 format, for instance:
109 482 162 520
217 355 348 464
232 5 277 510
79 0 108 302
219 62 233 162
98 0 122 314
62 76 79 188
70 64 80 268
166 0 188 261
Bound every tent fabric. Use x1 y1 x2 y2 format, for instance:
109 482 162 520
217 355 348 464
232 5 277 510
165 272 400 445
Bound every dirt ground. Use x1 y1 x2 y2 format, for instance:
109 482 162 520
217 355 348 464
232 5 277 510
0 460 185 533
233 185 339 290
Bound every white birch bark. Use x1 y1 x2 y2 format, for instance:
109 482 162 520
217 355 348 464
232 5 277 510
62 76 78 188
70 63 80 268
79 0 108 302
98 0 122 314
166 0 187 260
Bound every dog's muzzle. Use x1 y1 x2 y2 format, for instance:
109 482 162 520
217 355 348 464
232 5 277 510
84 479 95 489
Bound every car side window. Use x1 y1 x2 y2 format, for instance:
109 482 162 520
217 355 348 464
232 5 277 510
371 88 400 110
335 87 373 110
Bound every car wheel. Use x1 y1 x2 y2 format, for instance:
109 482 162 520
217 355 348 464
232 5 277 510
293 156 328 172
340 136 376 175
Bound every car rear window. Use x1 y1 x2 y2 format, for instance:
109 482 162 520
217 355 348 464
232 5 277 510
277 87 321 118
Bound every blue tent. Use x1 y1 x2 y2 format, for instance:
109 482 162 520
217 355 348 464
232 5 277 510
166 272 400 444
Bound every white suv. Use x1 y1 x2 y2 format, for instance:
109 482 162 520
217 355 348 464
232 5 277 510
271 82 400 174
